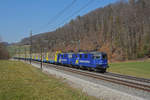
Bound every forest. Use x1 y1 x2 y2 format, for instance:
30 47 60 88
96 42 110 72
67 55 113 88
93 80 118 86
20 0 150 61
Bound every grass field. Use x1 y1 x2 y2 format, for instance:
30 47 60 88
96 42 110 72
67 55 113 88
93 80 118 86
0 60 97 100
108 59 150 79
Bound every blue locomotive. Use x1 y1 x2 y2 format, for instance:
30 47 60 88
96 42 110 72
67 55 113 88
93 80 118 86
55 51 109 72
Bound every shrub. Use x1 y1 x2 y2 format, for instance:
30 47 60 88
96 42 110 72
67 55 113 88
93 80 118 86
0 43 9 59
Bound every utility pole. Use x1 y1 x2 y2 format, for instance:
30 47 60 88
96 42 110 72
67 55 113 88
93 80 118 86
19 47 21 60
78 40 80 52
25 48 26 61
14 48 17 59
30 30 32 64
40 48 43 69
16 49 17 59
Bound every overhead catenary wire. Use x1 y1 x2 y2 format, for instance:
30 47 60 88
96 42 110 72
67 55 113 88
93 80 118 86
50 0 95 31
36 0 77 33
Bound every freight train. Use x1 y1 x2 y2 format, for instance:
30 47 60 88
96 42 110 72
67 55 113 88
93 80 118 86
15 51 109 72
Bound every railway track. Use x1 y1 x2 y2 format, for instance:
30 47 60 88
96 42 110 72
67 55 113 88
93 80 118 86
32 61 150 93
24 60 150 93
105 72 150 83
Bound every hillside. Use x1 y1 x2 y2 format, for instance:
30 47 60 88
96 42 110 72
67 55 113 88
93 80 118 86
20 0 150 61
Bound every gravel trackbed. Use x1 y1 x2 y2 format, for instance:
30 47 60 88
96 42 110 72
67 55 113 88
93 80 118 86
28 62 147 100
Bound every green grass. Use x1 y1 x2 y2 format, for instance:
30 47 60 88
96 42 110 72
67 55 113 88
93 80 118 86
108 59 150 79
0 60 98 100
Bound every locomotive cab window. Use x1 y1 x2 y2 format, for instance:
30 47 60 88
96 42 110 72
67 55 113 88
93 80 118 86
93 55 100 59
80 54 82 58
102 54 107 59
84 54 88 58
95 56 100 59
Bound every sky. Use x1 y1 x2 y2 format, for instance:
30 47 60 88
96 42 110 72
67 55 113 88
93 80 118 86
0 0 118 43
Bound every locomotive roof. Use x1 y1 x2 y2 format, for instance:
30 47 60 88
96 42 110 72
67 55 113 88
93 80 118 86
60 52 106 55
79 51 106 54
